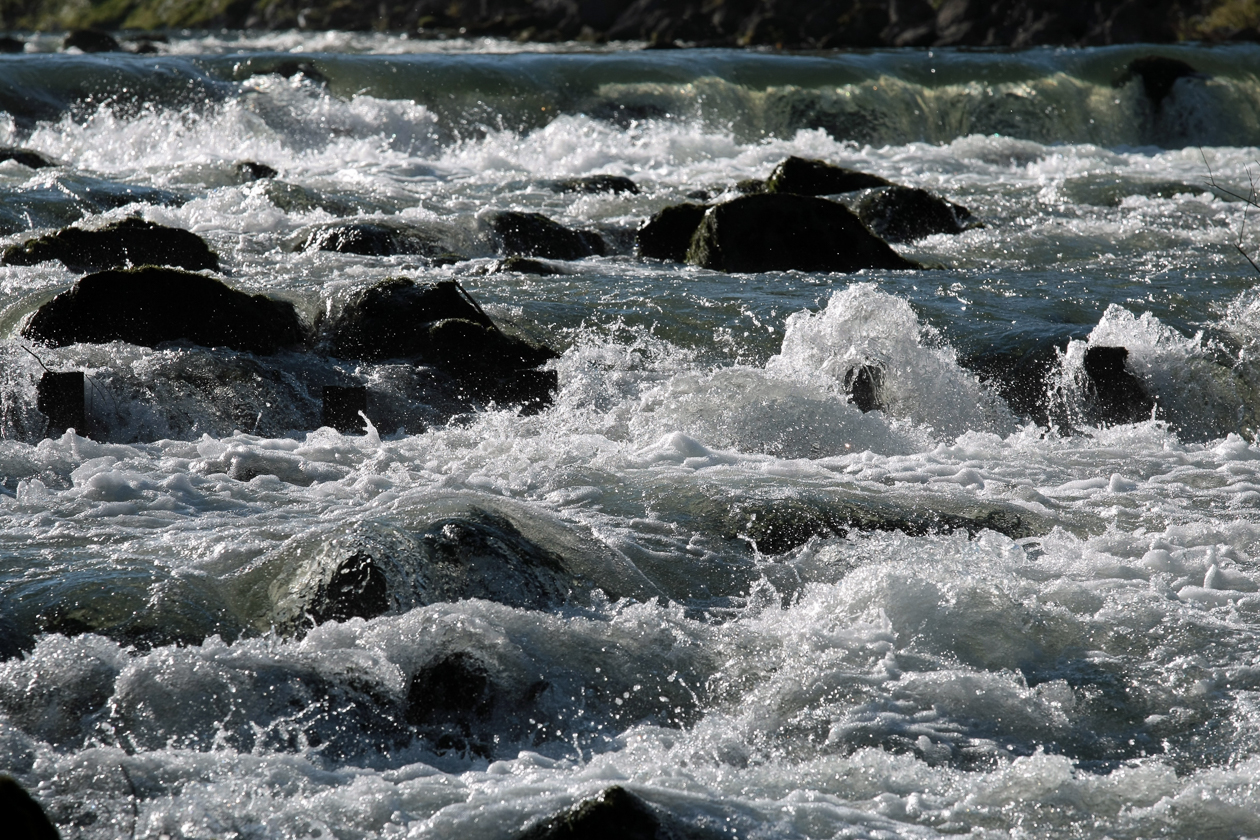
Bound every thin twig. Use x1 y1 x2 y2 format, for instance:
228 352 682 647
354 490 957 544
19 344 52 373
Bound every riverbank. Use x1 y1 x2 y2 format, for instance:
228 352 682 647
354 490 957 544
3 0 1260 48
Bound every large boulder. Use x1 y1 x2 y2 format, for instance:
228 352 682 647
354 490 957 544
521 786 660 840
327 278 558 408
22 266 304 355
766 156 894 195
328 278 496 361
636 202 707 262
483 211 606 260
857 186 980 242
63 29 120 52
686 193 917 273
3 217 219 273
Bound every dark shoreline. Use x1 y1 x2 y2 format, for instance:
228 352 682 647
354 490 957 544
2 0 1260 50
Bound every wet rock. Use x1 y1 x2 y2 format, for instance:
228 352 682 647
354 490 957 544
491 256 566 275
0 147 56 169
234 160 277 182
327 277 495 361
419 318 559 409
0 775 59 840
63 29 120 53
405 651 549 757
844 363 884 412
298 221 440 257
1082 345 1155 426
261 181 363 216
483 211 606 260
270 59 328 85
686 193 917 274
307 552 390 624
1118 56 1200 109
734 178 766 194
2 217 219 273
734 494 1041 555
521 786 660 840
766 156 894 196
635 202 707 262
0 36 24 53
22 266 304 355
857 186 980 242
543 174 640 194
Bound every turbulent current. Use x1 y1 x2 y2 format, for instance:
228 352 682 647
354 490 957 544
4 33 1260 839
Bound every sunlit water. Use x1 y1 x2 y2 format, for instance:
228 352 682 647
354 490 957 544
2 35 1260 839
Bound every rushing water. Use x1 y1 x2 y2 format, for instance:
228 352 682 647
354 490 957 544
3 33 1260 839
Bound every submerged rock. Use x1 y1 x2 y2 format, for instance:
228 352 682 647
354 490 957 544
766 156 894 195
844 363 884 412
484 211 606 260
490 256 567 275
22 266 304 355
234 160 277 182
307 552 390 624
63 29 120 53
636 202 707 262
1082 345 1155 426
686 193 916 274
857 186 980 242
298 221 441 257
521 786 660 840
734 494 1042 555
0 147 55 169
0 36 24 53
0 775 59 840
1119 56 1200 109
2 217 219 273
543 174 640 194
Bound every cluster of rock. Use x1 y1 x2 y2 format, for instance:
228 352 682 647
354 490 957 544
6 144 1160 430
2 0 1255 47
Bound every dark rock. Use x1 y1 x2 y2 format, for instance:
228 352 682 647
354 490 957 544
1118 56 1200 108
431 253 466 267
406 652 495 727
686 193 917 274
857 186 980 242
419 510 588 606
734 494 1041 556
492 256 566 275
63 29 120 53
2 217 219 273
328 278 495 361
298 221 440 257
419 319 559 409
0 775 60 840
483 211 606 260
544 174 640 194
271 59 328 85
130 40 160 54
0 147 56 169
321 385 367 433
960 333 1076 427
308 552 390 624
635 202 707 262
734 178 766 194
0 36 24 53
37 371 84 434
766 156 894 196
1082 345 1155 426
844 364 884 412
22 266 304 355
234 161 277 182
261 181 362 216
521 786 660 840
